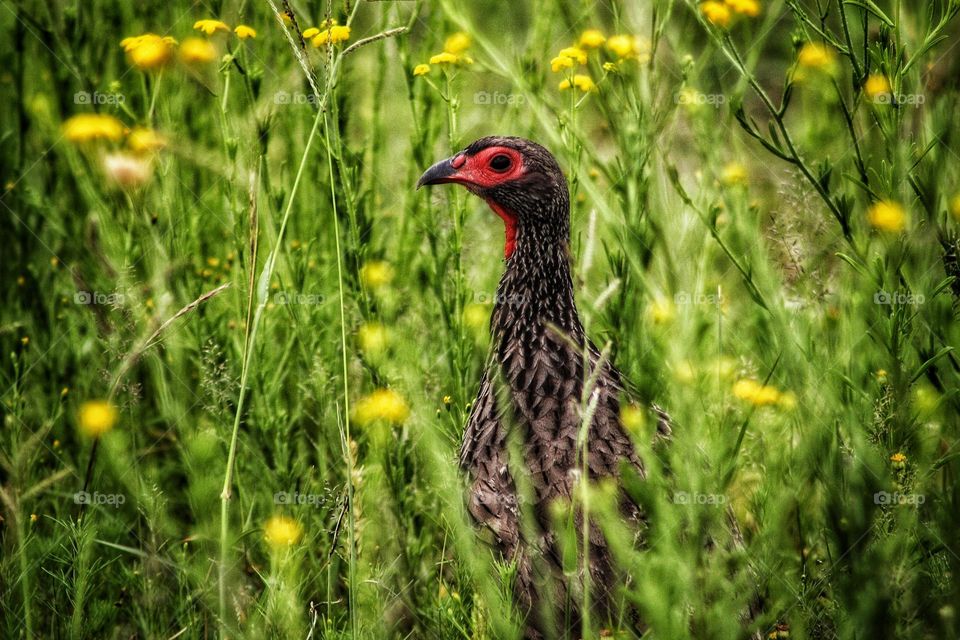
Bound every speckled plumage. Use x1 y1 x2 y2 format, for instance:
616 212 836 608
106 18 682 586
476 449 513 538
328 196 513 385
421 137 648 636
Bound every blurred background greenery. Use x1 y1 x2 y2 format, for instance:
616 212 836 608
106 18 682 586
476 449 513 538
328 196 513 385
2 0 959 638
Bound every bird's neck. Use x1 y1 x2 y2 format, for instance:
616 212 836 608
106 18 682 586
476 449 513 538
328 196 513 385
491 223 584 352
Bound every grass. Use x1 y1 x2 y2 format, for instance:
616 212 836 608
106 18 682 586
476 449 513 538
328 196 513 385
2 0 960 638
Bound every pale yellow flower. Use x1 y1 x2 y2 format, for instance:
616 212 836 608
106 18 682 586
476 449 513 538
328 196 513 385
413 63 431 76
264 515 303 548
63 114 124 143
353 389 410 426
358 323 389 355
725 0 761 17
550 55 575 72
732 379 783 407
797 43 836 69
950 194 960 222
78 400 118 437
867 200 908 232
429 51 459 65
721 162 748 186
646 297 675 324
558 74 596 92
302 27 320 39
579 29 606 49
234 25 257 40
557 46 587 64
127 127 166 153
620 404 646 433
444 32 471 55
312 25 350 46
180 37 217 63
700 1 732 27
359 261 394 288
864 73 891 99
122 33 176 70
606 34 638 58
194 19 229 36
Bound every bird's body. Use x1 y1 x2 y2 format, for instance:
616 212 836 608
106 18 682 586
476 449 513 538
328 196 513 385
419 137 645 636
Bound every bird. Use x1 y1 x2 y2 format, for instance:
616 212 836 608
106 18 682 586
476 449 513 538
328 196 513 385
418 136 660 637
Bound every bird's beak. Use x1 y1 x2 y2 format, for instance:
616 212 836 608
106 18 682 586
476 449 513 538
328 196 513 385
416 156 459 189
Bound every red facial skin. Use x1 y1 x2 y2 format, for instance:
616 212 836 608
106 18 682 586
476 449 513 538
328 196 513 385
443 146 525 259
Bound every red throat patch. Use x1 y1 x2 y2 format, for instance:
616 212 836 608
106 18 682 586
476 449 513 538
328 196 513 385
484 200 517 259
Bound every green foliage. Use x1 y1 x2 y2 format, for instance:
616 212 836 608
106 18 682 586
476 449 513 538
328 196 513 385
1 0 959 638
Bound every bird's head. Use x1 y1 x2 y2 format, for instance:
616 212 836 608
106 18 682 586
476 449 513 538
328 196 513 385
417 136 570 259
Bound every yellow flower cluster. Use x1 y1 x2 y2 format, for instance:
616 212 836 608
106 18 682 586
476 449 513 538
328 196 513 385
302 19 350 47
359 260 394 289
63 114 124 143
732 379 795 409
78 400 118 437
700 0 761 27
413 32 473 77
120 33 177 70
353 389 410 426
548 29 653 93
264 515 303 548
794 42 838 80
867 200 908 232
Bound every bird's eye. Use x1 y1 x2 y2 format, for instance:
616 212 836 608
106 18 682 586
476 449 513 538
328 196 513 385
489 154 512 172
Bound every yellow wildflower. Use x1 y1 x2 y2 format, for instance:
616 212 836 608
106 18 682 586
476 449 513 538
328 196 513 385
463 303 490 334
234 25 257 39
444 32 471 55
620 404 646 433
558 74 596 92
302 27 320 39
579 29 606 49
30 513 38 523
78 400 118 437
797 43 836 69
725 0 761 17
121 33 176 70
127 127 166 153
429 51 459 65
312 25 350 46
606 34 638 58
890 452 907 466
700 2 732 27
194 19 229 36
63 114 124 143
550 56 575 72
867 200 908 232
413 63 431 76
353 389 410 426
358 323 389 355
359 261 394 288
558 46 587 64
864 73 891 100
180 37 217 63
264 515 303 548
732 379 782 407
950 194 960 222
646 297 675 324
721 162 748 186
